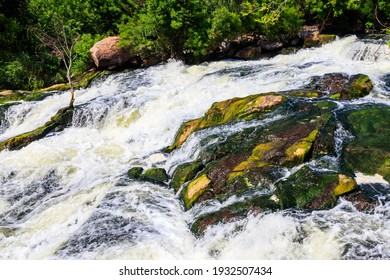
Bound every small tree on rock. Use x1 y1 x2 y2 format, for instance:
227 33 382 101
31 14 79 106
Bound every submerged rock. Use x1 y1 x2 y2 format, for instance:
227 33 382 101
0 106 74 152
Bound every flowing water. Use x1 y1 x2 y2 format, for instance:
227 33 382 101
0 35 389 260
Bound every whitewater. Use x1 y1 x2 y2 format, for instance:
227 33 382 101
0 35 389 259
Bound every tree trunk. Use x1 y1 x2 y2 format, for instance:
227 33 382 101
67 69 75 107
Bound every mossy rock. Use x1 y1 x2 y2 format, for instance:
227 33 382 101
0 90 52 105
127 167 144 179
167 93 287 151
140 168 169 185
287 90 321 98
181 174 212 210
170 162 204 192
275 166 356 210
303 34 336 48
0 106 74 152
33 70 106 93
177 100 337 209
190 196 279 236
343 106 390 183
304 73 373 100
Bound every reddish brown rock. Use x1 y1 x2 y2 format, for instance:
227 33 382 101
90 36 133 69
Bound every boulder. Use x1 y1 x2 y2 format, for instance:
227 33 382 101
127 167 144 180
303 73 373 99
235 46 262 60
140 168 169 185
259 41 283 51
298 26 336 48
90 36 133 69
170 98 337 210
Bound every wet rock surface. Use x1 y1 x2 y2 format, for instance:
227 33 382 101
164 72 387 234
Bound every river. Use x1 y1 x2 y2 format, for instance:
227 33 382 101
0 35 389 259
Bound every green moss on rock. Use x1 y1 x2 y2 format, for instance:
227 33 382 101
304 34 336 48
275 166 356 210
343 106 390 183
0 106 73 151
140 168 169 185
190 196 279 236
127 167 144 179
181 174 212 210
0 90 51 105
170 162 204 192
167 94 286 151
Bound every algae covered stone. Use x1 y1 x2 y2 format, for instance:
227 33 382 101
170 162 204 192
0 106 73 151
343 106 390 183
127 167 144 179
167 93 286 151
181 174 212 210
275 166 357 210
140 168 169 185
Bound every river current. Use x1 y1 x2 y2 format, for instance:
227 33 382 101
0 35 389 259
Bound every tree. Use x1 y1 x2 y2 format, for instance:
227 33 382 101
31 15 79 106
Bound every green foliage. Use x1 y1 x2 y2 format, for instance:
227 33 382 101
209 7 242 42
73 34 105 75
1 0 389 90
241 0 303 37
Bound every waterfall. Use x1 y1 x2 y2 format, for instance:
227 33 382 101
0 35 389 259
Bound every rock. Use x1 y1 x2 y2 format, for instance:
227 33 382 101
0 106 74 151
172 99 337 209
140 168 169 185
90 36 133 69
299 26 336 48
170 162 204 192
167 94 286 151
259 41 283 51
147 153 167 164
235 46 262 60
181 174 212 210
304 73 373 99
275 166 357 210
343 183 389 212
0 90 52 105
298 25 320 40
190 196 279 236
342 106 390 183
167 73 375 214
304 34 336 48
127 167 144 179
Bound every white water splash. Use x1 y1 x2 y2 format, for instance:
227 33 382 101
0 36 389 259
